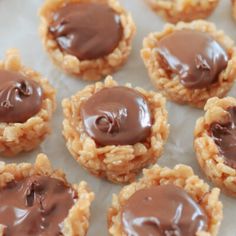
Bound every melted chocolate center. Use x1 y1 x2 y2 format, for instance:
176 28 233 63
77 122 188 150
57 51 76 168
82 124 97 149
49 2 123 60
121 184 208 236
80 86 152 146
0 70 43 123
156 30 228 89
210 106 236 169
0 176 77 236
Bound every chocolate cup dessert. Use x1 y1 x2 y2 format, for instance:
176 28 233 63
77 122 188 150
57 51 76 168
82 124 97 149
141 20 236 108
62 76 169 183
0 49 56 156
194 97 236 197
0 154 94 236
146 0 219 23
108 164 222 236
39 0 136 81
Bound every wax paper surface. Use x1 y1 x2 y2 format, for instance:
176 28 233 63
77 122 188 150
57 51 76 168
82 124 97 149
0 0 235 235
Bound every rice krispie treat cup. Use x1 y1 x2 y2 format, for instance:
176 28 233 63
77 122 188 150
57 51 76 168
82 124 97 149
194 97 236 197
62 76 169 183
108 164 222 236
146 0 219 23
0 153 94 235
0 49 56 156
141 20 236 108
39 0 136 81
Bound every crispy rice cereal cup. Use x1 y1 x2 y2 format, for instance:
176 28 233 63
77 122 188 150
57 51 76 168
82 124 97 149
194 97 236 197
39 0 136 81
0 153 94 236
108 164 223 236
146 0 219 23
141 20 236 108
62 76 169 183
0 49 56 156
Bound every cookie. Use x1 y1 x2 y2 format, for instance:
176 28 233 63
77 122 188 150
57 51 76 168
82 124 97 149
194 96 236 197
0 49 56 156
0 153 94 235
141 20 236 108
39 0 136 81
62 76 169 183
146 0 219 23
108 164 222 236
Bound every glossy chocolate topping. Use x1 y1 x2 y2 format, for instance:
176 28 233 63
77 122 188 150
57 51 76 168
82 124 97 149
0 175 77 236
80 86 152 146
156 30 228 89
121 184 208 236
49 2 123 60
0 70 43 123
210 106 236 169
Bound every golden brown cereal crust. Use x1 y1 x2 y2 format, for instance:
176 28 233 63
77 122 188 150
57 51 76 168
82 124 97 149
232 0 236 21
39 0 136 81
146 0 219 23
0 153 94 236
108 164 223 236
62 76 169 183
0 49 56 156
141 20 236 108
194 97 236 197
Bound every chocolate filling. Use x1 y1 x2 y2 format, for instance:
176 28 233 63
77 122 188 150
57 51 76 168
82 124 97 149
0 70 43 123
156 30 228 89
121 184 208 236
80 86 152 146
49 2 123 60
0 175 77 236
210 106 236 169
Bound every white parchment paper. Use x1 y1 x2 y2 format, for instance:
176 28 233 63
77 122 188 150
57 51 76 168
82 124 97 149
0 0 235 235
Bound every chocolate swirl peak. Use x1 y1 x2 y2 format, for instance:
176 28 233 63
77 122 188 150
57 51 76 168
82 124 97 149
121 184 208 236
0 175 77 236
0 70 43 123
49 2 123 60
210 106 236 169
95 110 122 134
80 86 152 146
156 30 228 89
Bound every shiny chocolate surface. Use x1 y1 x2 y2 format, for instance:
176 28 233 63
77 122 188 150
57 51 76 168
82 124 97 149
121 184 208 236
0 176 76 236
156 30 228 89
80 86 152 146
49 2 123 60
0 70 43 123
